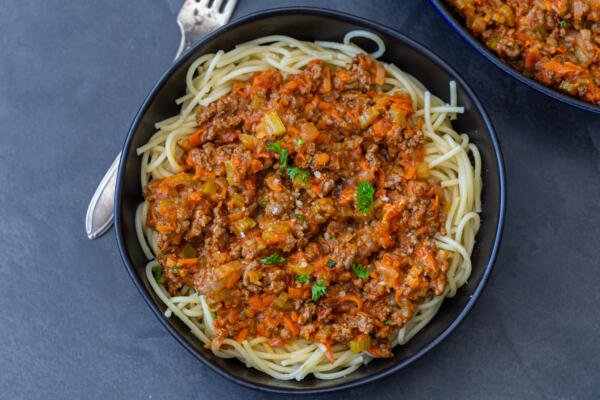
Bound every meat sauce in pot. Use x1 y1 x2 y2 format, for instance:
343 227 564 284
448 0 600 104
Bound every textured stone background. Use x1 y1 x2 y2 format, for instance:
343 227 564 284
0 1 598 399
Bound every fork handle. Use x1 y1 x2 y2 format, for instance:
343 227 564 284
175 23 190 60
85 153 120 239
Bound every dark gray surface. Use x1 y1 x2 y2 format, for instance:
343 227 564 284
0 0 598 399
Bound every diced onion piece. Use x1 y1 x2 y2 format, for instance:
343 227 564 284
255 240 266 251
375 260 399 286
389 104 407 126
225 161 239 186
200 179 219 195
255 121 268 138
472 16 487 33
492 12 504 24
300 122 320 142
265 174 284 192
231 193 245 207
558 80 575 93
416 162 430 178
486 37 500 51
349 334 371 353
233 217 256 235
239 134 258 149
261 221 292 244
263 110 286 136
499 4 514 26
287 253 313 275
247 270 261 285
574 47 589 64
359 107 379 129
272 292 289 309
373 63 386 85
251 93 266 110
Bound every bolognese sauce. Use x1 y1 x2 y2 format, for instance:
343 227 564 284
448 0 600 104
144 55 449 359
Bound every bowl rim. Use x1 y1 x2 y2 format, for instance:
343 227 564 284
429 0 600 114
114 6 506 394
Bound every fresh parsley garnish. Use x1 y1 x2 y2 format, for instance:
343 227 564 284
327 259 337 268
294 138 305 146
352 263 370 279
152 267 164 285
260 197 268 206
266 140 288 170
559 19 567 27
211 311 217 318
170 265 181 270
296 274 310 284
260 253 286 264
356 181 375 213
311 278 327 301
286 166 310 181
384 319 392 326
295 214 306 220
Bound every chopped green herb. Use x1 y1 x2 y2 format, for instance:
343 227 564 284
286 166 300 179
286 166 310 181
311 278 327 301
356 181 375 213
294 138 305 146
384 319 392 326
260 197 268 206
295 213 306 220
352 263 370 279
298 170 310 181
327 259 337 268
559 19 567 27
260 253 286 264
266 140 288 170
296 274 310 284
211 311 217 318
170 265 181 271
152 267 164 285
330 235 337 241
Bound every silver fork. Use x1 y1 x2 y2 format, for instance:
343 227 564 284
85 0 237 240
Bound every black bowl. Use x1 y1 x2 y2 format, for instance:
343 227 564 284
115 7 506 393
429 0 600 114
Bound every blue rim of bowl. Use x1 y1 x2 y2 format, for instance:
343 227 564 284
114 6 506 394
429 0 600 114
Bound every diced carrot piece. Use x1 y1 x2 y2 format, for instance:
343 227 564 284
177 258 198 265
324 341 335 364
314 153 330 167
225 272 241 289
235 328 248 343
188 127 208 147
283 315 299 337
